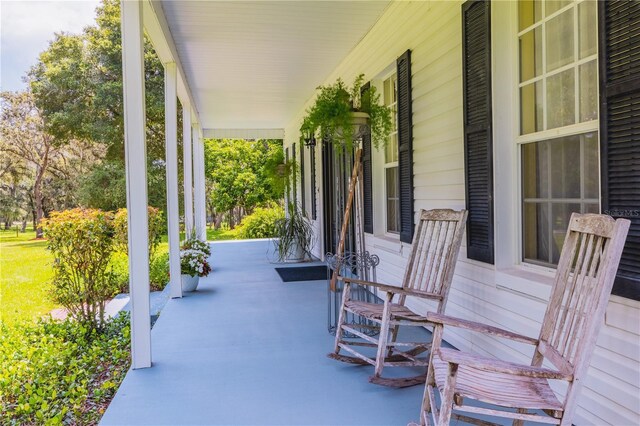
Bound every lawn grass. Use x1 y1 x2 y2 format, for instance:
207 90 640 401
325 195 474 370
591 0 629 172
1 224 241 324
0 228 57 323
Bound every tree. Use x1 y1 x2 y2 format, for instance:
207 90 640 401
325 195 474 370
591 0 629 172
205 139 283 228
29 0 166 161
28 0 172 211
0 91 61 237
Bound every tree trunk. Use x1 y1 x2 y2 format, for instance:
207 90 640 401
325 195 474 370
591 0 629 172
33 143 50 238
21 218 27 232
214 213 223 229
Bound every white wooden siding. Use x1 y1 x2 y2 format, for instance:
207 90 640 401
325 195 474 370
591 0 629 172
283 1 640 424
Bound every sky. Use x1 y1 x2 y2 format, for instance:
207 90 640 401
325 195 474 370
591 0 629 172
1 0 100 92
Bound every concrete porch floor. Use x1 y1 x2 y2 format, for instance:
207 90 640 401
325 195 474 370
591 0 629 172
101 239 432 425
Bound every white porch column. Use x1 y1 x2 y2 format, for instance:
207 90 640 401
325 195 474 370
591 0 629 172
121 0 151 369
164 62 182 299
182 105 194 235
193 128 207 240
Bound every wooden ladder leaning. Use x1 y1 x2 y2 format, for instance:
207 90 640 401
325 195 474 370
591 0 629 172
329 148 363 292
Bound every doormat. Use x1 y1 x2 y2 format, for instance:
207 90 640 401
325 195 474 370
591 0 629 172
275 266 329 282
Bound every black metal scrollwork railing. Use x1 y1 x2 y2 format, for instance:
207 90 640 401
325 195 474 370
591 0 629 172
326 251 381 336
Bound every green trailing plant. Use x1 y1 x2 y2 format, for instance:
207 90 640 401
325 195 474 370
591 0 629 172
301 73 393 151
42 208 119 329
273 203 314 262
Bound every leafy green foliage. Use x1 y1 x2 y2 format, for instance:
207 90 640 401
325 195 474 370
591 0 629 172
149 252 170 291
0 315 130 425
238 205 285 239
42 209 118 328
113 206 164 259
205 139 284 219
302 74 393 150
273 203 315 262
29 0 166 161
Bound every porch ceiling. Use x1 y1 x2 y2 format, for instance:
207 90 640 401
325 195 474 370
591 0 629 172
160 0 390 135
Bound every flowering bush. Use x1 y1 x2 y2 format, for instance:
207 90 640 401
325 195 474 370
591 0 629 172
180 235 211 277
42 208 118 329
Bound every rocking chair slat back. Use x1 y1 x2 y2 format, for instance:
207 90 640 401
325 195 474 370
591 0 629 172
538 214 630 374
402 209 468 310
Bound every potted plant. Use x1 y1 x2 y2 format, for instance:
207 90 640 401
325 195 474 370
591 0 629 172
274 202 314 262
180 235 212 292
301 74 393 151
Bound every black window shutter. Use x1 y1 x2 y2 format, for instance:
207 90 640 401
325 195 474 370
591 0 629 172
310 145 317 220
300 142 306 214
462 0 494 264
397 50 414 243
599 0 640 300
361 81 374 234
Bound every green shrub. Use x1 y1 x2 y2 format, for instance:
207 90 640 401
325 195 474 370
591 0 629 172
0 315 130 425
238 206 285 239
110 251 130 294
110 250 169 293
149 251 170 291
42 209 118 328
113 206 164 258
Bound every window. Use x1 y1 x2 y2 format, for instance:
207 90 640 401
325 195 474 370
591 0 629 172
518 0 599 266
383 73 400 234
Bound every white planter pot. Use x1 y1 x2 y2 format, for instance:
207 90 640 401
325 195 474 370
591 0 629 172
285 242 306 263
181 274 200 292
335 111 370 140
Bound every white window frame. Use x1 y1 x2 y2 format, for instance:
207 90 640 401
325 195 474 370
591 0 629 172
491 0 601 276
516 0 600 268
382 71 400 236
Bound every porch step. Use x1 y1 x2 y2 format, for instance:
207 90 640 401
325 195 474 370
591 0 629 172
105 285 172 326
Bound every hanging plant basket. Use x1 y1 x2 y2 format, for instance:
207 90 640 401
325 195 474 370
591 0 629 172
301 74 392 151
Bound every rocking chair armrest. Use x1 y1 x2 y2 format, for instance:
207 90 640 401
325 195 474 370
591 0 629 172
436 348 573 381
339 276 443 300
426 312 539 345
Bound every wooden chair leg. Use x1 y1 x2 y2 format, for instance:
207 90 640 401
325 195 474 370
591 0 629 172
386 324 400 358
332 282 351 354
437 363 459 426
373 292 393 378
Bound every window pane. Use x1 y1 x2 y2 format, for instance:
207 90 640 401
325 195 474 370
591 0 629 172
584 132 599 199
521 133 600 266
546 0 571 16
522 142 550 199
519 27 543 82
524 202 550 262
551 135 581 198
547 69 575 129
551 203 579 263
579 0 597 59
519 0 542 31
386 167 397 198
386 167 399 233
521 81 543 134
385 133 397 163
579 60 598 122
585 203 599 214
546 9 574 72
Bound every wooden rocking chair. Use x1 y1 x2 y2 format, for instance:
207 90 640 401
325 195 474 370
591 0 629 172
328 208 468 387
418 213 631 425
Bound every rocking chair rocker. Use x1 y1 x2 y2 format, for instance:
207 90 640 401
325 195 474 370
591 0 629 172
328 208 468 387
418 213 630 425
